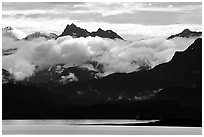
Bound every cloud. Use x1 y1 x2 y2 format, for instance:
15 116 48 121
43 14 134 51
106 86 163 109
2 2 201 34
59 73 78 84
2 35 195 81
2 2 201 38
2 35 28 49
72 2 202 16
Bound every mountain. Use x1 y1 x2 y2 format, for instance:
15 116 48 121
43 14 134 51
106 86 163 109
2 26 17 40
90 28 124 40
23 32 58 41
3 26 12 31
3 38 202 123
58 23 90 38
24 64 101 85
51 38 202 122
2 69 14 84
2 65 100 85
3 38 202 99
55 38 202 100
2 26 22 40
167 29 202 39
58 23 124 40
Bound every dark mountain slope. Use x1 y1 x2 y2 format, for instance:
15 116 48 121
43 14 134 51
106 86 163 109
153 86 202 109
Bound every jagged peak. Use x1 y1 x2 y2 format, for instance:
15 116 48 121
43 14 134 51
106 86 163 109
63 23 88 32
58 23 124 40
65 23 78 28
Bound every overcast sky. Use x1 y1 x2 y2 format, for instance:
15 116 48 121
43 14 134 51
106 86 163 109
2 2 202 40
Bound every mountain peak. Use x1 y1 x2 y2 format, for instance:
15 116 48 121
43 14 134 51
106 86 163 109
69 23 77 27
97 28 103 32
2 26 21 40
65 23 77 29
180 29 192 35
182 29 191 33
58 23 90 38
167 29 202 39
91 28 123 40
3 26 13 31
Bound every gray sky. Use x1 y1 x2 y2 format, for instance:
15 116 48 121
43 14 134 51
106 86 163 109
2 2 202 40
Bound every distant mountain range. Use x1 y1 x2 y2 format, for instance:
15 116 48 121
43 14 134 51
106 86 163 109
167 29 202 39
2 26 58 41
3 24 124 41
3 25 201 42
2 27 202 85
2 25 202 125
58 23 124 40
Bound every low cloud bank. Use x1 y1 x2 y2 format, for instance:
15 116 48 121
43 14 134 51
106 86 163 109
2 35 194 80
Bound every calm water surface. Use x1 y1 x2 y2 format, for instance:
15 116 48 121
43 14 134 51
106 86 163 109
2 120 202 135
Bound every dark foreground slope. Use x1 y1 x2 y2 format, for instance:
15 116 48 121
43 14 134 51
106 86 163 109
2 38 202 126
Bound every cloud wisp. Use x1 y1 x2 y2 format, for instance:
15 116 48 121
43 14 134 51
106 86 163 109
3 2 201 17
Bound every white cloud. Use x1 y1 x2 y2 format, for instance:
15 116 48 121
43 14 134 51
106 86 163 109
2 36 28 49
59 73 78 84
2 35 195 81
